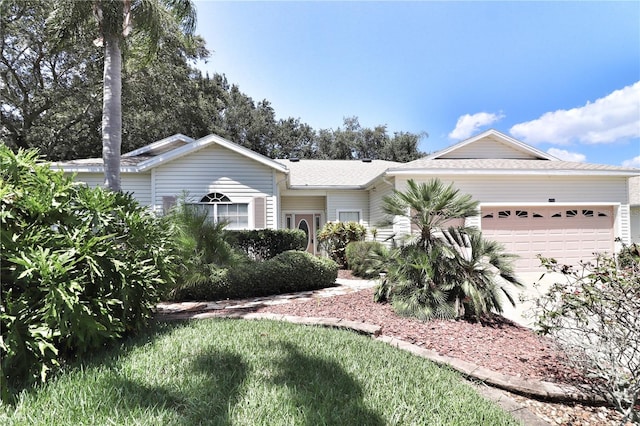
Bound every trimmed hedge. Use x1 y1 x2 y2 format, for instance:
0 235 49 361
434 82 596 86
345 241 389 278
172 251 338 301
227 229 307 261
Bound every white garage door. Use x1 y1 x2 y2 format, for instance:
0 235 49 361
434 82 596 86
481 206 614 272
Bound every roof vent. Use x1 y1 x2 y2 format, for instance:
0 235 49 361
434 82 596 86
361 158 372 163
289 157 299 162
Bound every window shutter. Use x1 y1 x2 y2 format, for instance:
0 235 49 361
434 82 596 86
254 197 266 228
162 196 177 215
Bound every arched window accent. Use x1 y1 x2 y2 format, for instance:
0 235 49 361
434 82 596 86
200 192 231 203
192 192 249 229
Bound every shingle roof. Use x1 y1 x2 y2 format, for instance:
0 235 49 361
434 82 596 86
389 158 639 174
55 155 153 168
274 159 400 188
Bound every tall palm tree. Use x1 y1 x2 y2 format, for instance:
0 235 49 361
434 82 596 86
49 0 197 191
381 179 479 249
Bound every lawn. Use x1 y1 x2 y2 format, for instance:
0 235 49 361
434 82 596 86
0 319 520 425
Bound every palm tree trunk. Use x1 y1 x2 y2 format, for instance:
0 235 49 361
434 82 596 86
102 35 122 191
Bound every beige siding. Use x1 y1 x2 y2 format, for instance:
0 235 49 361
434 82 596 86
281 196 325 212
153 144 278 228
396 175 629 204
439 137 535 159
631 207 640 244
369 180 396 243
326 190 369 227
71 172 152 207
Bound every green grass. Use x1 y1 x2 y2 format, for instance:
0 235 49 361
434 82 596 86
0 319 520 425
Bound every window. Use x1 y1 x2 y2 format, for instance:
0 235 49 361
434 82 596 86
515 210 528 218
566 209 577 218
338 210 361 223
193 192 249 229
498 210 511 218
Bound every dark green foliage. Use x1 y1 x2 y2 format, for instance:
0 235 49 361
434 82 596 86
162 200 238 300
227 228 307 261
617 241 640 269
171 251 338 301
0 146 175 399
345 241 389 278
318 222 367 267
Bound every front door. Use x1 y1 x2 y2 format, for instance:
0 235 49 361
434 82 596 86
286 212 323 254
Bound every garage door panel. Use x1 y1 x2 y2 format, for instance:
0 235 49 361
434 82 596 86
481 206 614 272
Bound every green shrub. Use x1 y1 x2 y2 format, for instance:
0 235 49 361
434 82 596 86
317 222 367 267
227 228 307 261
345 241 389 278
0 147 175 400
171 251 338 301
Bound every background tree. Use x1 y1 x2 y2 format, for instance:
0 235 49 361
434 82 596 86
1 0 103 160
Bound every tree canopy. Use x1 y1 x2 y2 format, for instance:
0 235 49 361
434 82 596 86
1 0 427 162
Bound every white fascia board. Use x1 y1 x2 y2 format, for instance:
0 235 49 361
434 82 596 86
122 134 194 157
288 185 364 190
386 169 640 177
53 165 139 173
481 201 621 207
205 134 290 173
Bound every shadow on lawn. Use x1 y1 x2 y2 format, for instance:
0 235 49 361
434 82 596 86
101 350 247 425
271 341 385 426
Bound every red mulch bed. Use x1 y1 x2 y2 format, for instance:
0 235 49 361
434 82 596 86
253 286 583 384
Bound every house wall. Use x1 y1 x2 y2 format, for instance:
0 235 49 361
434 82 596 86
281 196 325 211
394 174 631 244
152 144 278 228
439 137 534 159
369 179 396 243
71 172 152 206
631 207 640 244
326 190 370 228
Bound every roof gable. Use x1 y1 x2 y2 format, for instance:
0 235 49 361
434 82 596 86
136 134 288 173
427 129 556 161
55 134 289 174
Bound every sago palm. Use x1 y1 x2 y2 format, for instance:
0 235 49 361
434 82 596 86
48 0 197 191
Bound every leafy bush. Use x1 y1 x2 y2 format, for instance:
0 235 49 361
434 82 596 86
532 253 639 423
227 228 307 261
171 251 338 301
1 147 175 400
162 200 238 299
317 221 367 267
345 241 389 278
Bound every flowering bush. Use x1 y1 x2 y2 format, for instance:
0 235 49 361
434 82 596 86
533 251 639 423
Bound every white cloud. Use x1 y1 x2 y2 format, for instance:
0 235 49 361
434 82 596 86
510 81 640 145
622 155 640 168
448 112 504 140
547 148 586 162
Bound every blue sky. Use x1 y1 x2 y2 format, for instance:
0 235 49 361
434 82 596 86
193 1 640 167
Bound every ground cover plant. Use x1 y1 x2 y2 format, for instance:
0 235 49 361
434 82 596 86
0 319 520 425
0 147 175 402
375 179 522 320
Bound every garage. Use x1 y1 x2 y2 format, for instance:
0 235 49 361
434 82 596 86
480 205 614 271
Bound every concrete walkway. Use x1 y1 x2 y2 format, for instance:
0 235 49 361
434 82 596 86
156 277 599 426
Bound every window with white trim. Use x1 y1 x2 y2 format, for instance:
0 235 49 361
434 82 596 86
193 192 249 229
337 210 361 223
